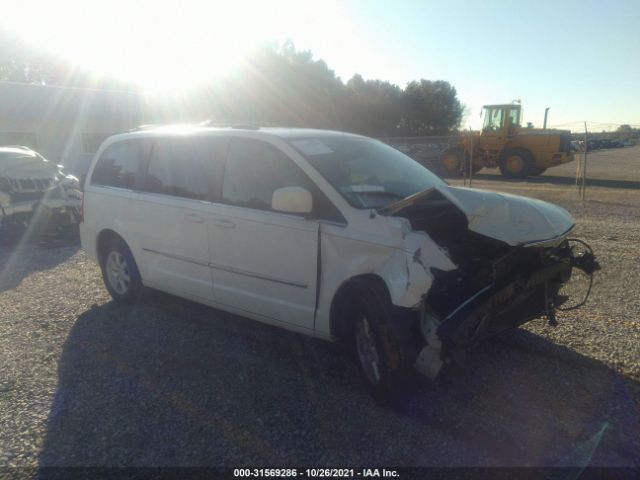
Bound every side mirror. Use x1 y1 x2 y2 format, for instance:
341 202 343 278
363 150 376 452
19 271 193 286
271 186 313 215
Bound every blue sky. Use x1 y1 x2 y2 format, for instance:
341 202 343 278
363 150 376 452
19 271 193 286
4 0 639 130
294 0 640 130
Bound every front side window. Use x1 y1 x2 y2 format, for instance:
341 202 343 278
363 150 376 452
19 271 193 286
222 139 312 212
91 139 147 189
483 108 504 131
144 138 212 201
288 136 445 210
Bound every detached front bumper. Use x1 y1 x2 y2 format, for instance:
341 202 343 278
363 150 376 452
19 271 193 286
414 239 598 379
437 259 570 348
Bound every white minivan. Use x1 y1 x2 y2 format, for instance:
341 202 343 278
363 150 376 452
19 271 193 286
80 126 598 399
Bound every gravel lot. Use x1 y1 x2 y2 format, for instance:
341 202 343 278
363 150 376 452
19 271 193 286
1 147 639 469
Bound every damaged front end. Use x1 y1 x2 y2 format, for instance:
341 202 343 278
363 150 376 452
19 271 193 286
0 147 82 235
385 186 599 379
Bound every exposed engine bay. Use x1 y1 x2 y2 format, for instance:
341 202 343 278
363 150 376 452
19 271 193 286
383 186 599 378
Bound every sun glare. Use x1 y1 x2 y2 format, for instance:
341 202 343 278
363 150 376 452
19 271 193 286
2 0 347 93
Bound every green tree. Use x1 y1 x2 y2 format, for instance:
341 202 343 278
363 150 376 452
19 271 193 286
398 80 463 135
1 33 465 137
343 74 403 136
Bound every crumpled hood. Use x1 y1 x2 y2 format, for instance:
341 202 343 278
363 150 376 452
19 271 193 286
434 185 574 246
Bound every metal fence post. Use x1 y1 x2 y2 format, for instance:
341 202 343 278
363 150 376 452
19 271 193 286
469 128 474 188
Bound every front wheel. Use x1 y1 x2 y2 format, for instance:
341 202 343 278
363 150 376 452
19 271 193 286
498 148 534 179
351 285 414 403
100 238 143 303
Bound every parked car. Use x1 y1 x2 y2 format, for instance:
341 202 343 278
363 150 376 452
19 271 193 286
0 146 82 233
586 140 601 151
599 139 613 149
80 127 599 400
570 140 583 152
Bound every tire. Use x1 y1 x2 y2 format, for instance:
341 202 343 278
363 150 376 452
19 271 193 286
529 166 547 176
439 148 463 177
100 237 143 303
350 283 414 403
498 148 534 179
439 148 482 177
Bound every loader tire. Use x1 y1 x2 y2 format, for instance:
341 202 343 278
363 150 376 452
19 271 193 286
499 148 534 179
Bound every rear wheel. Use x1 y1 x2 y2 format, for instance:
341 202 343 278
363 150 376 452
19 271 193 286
100 237 143 303
439 148 482 178
498 148 534 178
439 148 463 177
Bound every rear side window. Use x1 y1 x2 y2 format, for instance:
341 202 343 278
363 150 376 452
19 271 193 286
143 137 223 201
91 139 147 189
222 139 312 211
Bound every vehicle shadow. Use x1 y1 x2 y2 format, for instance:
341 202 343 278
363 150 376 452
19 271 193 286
472 173 640 190
38 293 640 468
0 229 79 293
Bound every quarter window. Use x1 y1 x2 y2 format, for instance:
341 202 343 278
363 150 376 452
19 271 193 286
91 139 147 189
222 139 312 212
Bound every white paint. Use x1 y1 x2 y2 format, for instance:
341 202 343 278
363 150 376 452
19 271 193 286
80 127 578 359
271 186 313 214
434 185 575 246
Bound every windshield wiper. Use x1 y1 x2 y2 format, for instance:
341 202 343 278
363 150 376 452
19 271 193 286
378 187 438 215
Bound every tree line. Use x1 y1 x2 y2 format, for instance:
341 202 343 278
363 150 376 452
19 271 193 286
0 30 464 137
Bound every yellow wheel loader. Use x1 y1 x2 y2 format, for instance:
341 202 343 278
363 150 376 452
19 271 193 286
439 103 574 178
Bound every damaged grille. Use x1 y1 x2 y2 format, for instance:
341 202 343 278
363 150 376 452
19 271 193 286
427 244 570 321
435 252 571 348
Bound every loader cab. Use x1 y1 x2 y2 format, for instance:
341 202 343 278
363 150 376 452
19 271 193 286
482 104 521 135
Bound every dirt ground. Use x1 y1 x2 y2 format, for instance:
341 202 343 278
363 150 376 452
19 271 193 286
0 145 638 470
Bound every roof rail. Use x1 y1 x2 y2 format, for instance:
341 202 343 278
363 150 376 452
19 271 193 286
127 121 283 132
199 120 261 130
128 124 163 132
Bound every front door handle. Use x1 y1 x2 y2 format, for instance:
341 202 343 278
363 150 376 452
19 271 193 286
213 219 236 229
184 213 204 223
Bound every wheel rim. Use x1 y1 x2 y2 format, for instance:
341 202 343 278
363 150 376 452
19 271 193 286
355 315 381 385
106 250 131 295
506 155 525 174
442 153 460 172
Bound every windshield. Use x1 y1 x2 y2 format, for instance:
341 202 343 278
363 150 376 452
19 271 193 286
288 136 446 209
483 107 504 131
